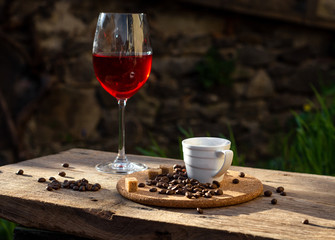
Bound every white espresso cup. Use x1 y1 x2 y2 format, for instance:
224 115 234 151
182 137 234 183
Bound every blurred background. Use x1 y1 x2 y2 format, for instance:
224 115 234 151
1 0 335 175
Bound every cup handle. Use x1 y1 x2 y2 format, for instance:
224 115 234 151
212 150 234 178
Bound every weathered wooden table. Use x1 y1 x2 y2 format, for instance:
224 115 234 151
0 148 334 240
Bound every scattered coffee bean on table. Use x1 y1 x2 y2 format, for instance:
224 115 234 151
38 177 46 183
276 186 284 193
46 186 53 191
280 192 287 196
16 169 24 175
271 199 277 205
302 219 309 224
232 178 239 184
264 190 272 197
58 171 66 177
49 177 56 181
62 163 69 168
149 187 157 192
196 208 204 214
239 172 245 177
138 182 145 187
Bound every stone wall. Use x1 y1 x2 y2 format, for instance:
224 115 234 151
0 0 334 165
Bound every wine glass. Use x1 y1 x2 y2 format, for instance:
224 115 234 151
92 13 152 173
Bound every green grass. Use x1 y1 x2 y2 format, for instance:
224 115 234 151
0 219 16 240
268 86 335 176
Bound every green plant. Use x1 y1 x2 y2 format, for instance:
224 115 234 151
196 47 235 89
0 218 16 240
271 86 335 175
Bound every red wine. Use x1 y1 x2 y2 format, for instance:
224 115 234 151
93 53 152 99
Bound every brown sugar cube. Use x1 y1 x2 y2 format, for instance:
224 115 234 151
125 177 138 192
148 168 162 180
159 165 173 175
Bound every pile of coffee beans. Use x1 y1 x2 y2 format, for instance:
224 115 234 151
38 176 101 192
140 164 244 199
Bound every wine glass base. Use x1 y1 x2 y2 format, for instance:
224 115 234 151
95 161 148 174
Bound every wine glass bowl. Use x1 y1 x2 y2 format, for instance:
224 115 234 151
92 13 152 173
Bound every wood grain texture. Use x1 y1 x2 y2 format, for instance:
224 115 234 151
0 148 334 240
117 170 263 208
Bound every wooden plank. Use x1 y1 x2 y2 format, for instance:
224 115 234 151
0 148 334 240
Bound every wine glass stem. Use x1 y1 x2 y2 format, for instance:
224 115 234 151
116 99 128 163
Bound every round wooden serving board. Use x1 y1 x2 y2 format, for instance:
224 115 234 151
117 170 263 208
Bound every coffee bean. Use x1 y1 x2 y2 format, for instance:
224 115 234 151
16 169 24 175
50 184 60 190
197 208 203 214
173 164 182 169
232 178 239 184
138 183 145 187
79 186 86 191
264 190 272 197
166 190 175 195
239 172 245 178
94 183 101 189
185 192 193 198
149 187 157 192
49 177 56 181
276 186 284 193
38 177 46 183
271 199 277 205
204 192 212 198
209 184 218 189
159 189 167 194
194 193 201 198
212 180 220 188
215 189 223 195
302 219 309 224
51 182 61 190
280 192 287 196
73 186 79 191
175 189 183 195
46 186 53 191
62 182 70 189
58 171 66 177
62 163 69 168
